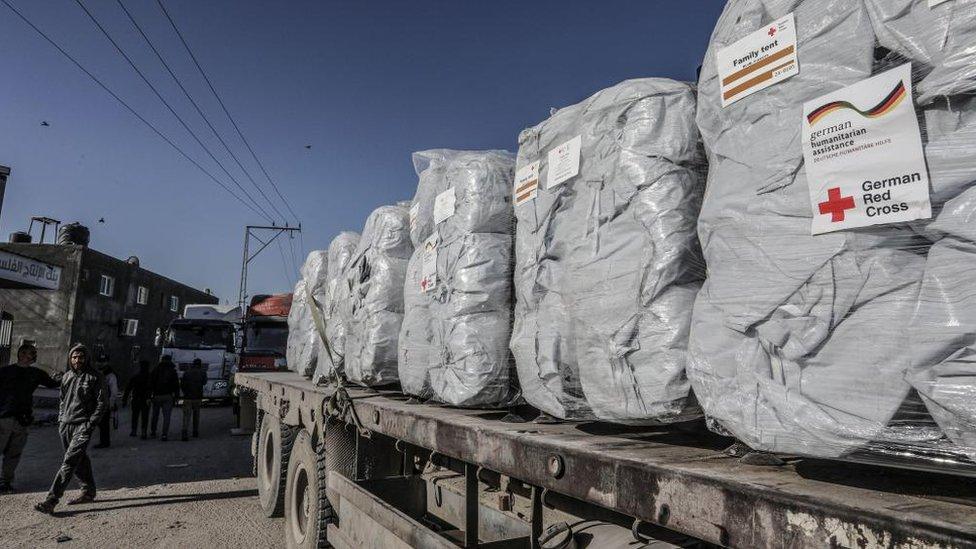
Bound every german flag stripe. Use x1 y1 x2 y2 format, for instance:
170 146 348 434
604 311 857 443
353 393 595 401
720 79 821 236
807 81 906 126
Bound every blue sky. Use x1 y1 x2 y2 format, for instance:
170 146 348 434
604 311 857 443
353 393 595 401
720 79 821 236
0 0 725 304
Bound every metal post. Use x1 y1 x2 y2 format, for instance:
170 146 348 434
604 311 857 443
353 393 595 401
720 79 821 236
465 463 479 548
0 166 9 225
237 227 250 315
530 486 543 549
237 224 301 316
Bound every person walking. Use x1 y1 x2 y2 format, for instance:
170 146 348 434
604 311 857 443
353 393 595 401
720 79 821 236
94 361 119 449
180 358 207 441
0 343 61 493
122 361 152 439
149 355 179 441
34 344 108 513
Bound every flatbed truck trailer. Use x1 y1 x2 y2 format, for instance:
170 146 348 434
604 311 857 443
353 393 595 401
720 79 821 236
236 371 976 549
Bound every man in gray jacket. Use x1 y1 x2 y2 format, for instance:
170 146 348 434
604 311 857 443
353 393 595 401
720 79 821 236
34 344 108 513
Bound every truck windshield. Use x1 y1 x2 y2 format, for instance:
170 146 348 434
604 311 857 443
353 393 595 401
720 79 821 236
169 324 233 350
244 322 288 355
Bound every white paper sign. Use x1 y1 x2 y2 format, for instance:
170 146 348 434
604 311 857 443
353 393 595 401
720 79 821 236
717 13 798 107
433 188 455 224
420 233 437 293
409 202 419 231
514 160 540 206
546 135 581 189
0 250 61 290
802 64 930 235
929 0 952 7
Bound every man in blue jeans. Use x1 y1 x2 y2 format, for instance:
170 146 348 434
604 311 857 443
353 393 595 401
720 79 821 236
150 355 180 441
35 344 108 513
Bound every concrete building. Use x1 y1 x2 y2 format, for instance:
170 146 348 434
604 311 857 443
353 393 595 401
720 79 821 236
0 241 216 382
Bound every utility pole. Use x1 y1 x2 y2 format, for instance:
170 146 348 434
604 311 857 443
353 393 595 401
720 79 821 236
237 224 302 316
0 166 9 225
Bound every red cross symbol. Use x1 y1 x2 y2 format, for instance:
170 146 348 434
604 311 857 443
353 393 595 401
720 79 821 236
818 187 856 222
768 27 777 37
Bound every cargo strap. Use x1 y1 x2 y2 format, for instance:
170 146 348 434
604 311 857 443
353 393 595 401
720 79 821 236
308 293 370 438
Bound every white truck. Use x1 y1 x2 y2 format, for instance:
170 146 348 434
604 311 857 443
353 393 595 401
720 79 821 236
160 304 240 402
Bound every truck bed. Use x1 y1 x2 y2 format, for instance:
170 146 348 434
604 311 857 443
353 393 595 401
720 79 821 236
237 371 976 548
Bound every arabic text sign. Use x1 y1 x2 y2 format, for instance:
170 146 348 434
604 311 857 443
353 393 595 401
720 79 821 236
0 250 61 289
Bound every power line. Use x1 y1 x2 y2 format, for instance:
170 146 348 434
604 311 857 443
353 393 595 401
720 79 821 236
113 0 288 225
155 0 301 225
275 237 293 288
71 0 275 223
287 234 300 277
0 0 268 219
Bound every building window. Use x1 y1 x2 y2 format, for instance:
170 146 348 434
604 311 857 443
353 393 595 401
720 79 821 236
122 319 139 337
99 275 115 297
170 295 179 313
137 286 149 305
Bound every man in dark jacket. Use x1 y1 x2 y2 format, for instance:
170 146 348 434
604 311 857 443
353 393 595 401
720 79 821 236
35 344 108 513
122 360 152 439
180 359 207 441
0 343 61 493
150 355 180 441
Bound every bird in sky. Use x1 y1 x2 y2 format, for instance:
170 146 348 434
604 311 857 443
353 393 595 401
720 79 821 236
98 217 105 223
304 145 311 149
40 121 50 127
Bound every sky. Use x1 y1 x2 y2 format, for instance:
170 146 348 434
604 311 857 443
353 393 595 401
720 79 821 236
0 0 726 305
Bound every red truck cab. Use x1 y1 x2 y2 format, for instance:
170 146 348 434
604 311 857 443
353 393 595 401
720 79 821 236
237 293 292 372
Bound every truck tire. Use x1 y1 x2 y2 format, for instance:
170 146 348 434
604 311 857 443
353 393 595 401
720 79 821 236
257 415 297 518
284 429 335 549
251 411 264 477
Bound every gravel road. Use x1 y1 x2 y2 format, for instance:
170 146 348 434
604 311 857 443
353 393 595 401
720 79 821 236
0 404 283 548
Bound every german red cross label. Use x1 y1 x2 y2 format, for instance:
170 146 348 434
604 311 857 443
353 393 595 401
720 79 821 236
802 64 931 235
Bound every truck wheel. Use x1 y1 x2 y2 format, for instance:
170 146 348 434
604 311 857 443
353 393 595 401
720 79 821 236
284 429 335 549
257 415 297 518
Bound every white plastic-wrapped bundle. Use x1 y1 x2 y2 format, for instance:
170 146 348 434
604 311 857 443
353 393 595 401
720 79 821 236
286 251 328 378
342 205 412 387
313 232 361 384
512 78 705 422
690 0 976 464
398 149 516 407
287 281 314 376
871 0 976 462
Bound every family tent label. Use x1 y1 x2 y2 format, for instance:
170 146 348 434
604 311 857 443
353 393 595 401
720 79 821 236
802 64 931 235
717 13 798 106
514 160 540 206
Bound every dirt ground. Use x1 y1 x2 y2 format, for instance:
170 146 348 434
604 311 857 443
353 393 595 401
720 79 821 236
0 404 283 549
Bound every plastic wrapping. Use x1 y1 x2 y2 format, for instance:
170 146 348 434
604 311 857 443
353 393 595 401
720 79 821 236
313 232 361 384
690 0 976 466
398 149 517 407
286 251 328 378
511 78 706 422
341 205 412 387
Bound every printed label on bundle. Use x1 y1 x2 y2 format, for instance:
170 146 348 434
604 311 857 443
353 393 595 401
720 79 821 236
420 233 437 293
514 160 540 206
409 202 419 231
802 64 930 235
433 188 456 224
546 135 581 189
716 13 798 107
